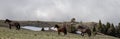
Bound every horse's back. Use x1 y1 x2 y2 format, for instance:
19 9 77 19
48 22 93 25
9 22 20 26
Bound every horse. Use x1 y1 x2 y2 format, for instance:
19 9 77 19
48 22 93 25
77 25 91 37
54 24 67 35
4 19 21 30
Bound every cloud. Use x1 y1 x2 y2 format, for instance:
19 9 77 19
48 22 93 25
0 0 120 25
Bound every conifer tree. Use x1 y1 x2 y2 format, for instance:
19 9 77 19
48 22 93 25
106 22 111 34
93 25 96 32
98 20 103 32
118 23 120 33
71 18 76 23
108 23 115 35
101 24 107 34
70 18 76 32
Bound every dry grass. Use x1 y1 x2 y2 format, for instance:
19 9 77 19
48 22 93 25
0 27 119 39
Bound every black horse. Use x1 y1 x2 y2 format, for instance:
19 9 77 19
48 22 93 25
54 24 67 35
4 19 21 30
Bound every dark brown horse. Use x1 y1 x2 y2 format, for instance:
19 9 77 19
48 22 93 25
77 25 91 37
54 24 67 35
4 19 21 30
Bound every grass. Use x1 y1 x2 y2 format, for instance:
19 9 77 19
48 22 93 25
0 27 119 39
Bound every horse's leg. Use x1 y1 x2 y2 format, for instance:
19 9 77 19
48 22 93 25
9 25 12 29
81 33 84 36
16 25 18 30
64 29 67 35
87 29 91 37
88 33 91 37
58 31 60 35
16 24 20 30
18 24 20 30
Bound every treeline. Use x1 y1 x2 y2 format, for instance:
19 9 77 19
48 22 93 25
93 20 120 38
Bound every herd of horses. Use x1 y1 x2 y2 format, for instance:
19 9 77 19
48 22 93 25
4 19 92 37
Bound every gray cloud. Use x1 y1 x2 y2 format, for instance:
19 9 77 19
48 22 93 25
0 0 120 25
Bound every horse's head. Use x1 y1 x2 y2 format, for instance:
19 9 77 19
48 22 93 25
54 24 59 28
4 19 11 23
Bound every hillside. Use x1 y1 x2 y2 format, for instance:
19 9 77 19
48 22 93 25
0 20 97 28
0 20 60 27
0 27 119 39
0 20 119 39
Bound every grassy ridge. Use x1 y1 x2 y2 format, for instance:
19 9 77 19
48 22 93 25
0 27 119 39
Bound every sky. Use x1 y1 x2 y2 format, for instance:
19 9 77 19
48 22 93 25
0 0 120 25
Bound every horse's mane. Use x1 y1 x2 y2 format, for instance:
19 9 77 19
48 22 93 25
55 24 60 28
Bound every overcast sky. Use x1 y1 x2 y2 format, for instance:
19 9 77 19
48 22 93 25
0 0 120 25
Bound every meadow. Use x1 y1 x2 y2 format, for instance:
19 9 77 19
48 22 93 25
0 27 119 39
